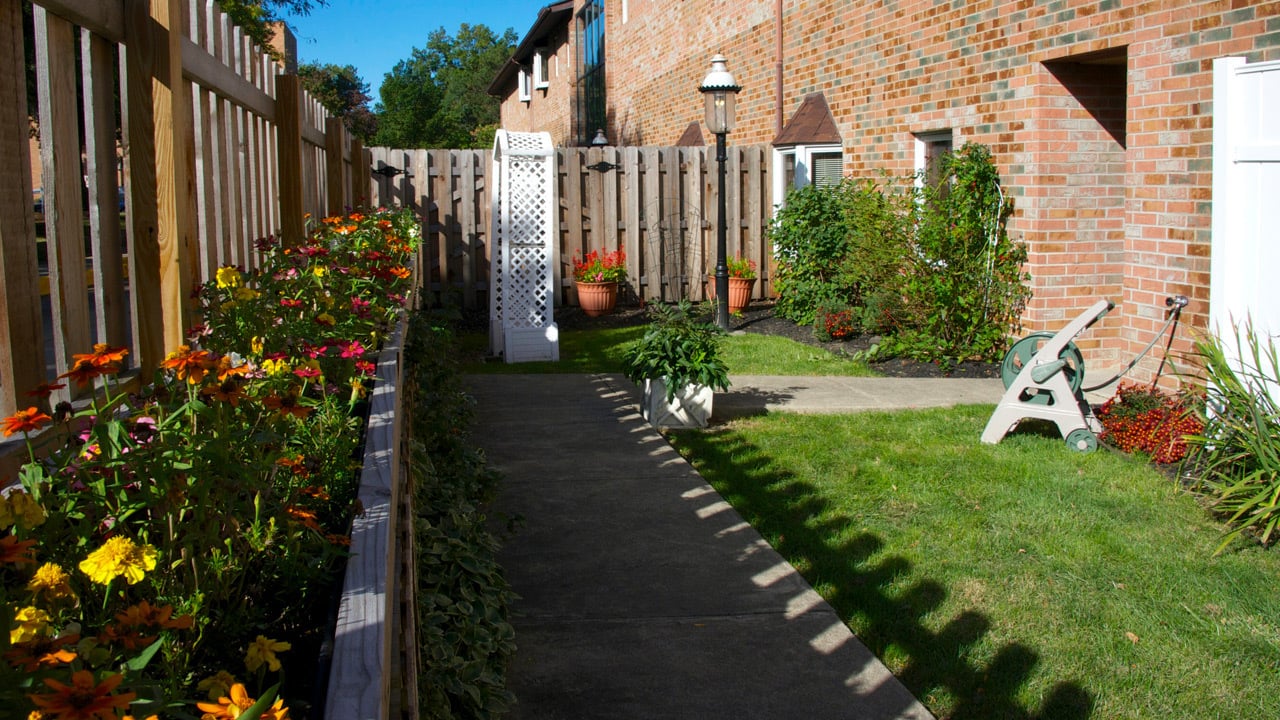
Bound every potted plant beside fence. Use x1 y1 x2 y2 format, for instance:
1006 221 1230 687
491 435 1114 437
622 300 731 428
706 257 757 314
573 249 627 317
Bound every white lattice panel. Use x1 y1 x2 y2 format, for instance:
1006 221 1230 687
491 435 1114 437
489 131 559 362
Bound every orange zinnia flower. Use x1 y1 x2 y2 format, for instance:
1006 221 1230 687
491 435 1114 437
0 534 37 567
389 266 411 279
25 382 66 399
29 670 136 720
196 683 289 720
58 358 103 387
2 407 52 436
262 392 312 420
161 345 215 385
4 633 79 672
87 343 129 367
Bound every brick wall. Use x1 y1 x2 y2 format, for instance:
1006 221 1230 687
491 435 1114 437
497 0 1280 382
496 23 576 145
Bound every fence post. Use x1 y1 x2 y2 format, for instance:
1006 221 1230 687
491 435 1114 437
325 117 345 217
122 0 195 369
276 73 305 244
0 2 44 414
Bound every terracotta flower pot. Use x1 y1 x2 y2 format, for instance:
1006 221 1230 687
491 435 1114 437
706 276 756 314
576 280 618 317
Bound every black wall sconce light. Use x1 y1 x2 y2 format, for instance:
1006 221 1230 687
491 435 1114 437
371 165 413 180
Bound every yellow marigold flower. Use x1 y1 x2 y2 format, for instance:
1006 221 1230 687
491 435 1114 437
251 336 265 355
234 286 260 302
261 358 291 377
78 536 158 586
11 606 51 644
197 670 237 700
27 562 76 602
245 635 291 673
312 265 327 278
5 490 46 529
215 266 241 289
315 313 336 327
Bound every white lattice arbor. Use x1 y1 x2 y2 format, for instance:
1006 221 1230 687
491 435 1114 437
489 130 560 362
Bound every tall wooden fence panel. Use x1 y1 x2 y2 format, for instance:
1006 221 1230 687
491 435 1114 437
368 144 772 311
0 0 369 417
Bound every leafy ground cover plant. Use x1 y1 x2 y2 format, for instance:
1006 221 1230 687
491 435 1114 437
1 207 420 718
1097 382 1204 464
1182 319 1280 552
403 310 516 719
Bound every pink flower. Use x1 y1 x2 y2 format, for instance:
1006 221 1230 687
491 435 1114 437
355 360 376 376
340 340 366 359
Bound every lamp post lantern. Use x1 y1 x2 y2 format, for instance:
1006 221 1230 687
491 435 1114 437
699 54 741 330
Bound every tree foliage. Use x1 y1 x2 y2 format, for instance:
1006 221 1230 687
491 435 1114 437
298 62 377 141
373 24 516 149
216 0 324 51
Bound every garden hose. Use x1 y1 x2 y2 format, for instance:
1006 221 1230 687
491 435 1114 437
1081 295 1188 393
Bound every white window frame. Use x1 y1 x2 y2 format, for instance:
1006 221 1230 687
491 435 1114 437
913 130 953 189
518 67 532 102
772 143 843 209
533 48 550 90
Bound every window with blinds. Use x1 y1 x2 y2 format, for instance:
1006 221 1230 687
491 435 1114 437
771 144 844 209
811 152 843 187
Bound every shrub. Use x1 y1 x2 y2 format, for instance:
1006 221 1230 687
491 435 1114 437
1182 319 1280 553
1097 382 1204 464
893 143 1031 363
768 183 857 326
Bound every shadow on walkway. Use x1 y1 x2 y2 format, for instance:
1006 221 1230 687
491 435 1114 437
467 373 937 720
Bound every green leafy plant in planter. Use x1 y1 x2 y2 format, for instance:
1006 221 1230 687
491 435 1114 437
622 301 731 427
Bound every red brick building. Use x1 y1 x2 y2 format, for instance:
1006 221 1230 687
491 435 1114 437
491 0 1280 379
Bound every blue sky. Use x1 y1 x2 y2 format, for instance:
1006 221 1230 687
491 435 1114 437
281 0 540 94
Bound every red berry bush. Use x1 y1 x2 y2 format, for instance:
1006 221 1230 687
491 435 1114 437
1097 382 1205 464
814 305 858 341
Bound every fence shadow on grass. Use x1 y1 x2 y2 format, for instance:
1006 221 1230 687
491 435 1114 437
672 428 1095 720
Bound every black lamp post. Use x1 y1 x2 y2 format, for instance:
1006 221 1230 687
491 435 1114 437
699 54 741 330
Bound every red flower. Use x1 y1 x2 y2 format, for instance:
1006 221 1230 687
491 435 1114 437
25 382 66 399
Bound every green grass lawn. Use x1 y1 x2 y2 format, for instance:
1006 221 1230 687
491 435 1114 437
668 408 1280 720
459 326 874 376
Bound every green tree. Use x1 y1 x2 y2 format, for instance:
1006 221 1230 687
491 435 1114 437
298 62 377 141
373 24 516 149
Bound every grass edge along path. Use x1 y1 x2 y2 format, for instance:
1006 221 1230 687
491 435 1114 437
458 327 877 377
668 406 1280 720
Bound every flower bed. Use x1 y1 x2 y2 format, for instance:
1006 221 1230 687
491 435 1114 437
2 208 420 719
1097 382 1204 464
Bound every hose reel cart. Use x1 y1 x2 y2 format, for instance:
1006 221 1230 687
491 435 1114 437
981 296 1189 452
981 299 1114 452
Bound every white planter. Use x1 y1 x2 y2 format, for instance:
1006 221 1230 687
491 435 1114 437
642 378 714 428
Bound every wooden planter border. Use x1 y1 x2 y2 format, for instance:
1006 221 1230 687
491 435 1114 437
325 313 415 719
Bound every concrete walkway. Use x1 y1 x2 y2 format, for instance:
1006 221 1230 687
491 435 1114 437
466 373 1004 719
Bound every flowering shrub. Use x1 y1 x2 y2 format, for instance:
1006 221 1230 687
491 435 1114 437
726 257 757 279
813 305 858 342
1097 382 1204 464
1 208 420 719
572 249 627 283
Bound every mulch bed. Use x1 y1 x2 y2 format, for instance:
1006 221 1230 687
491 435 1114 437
554 299 1001 379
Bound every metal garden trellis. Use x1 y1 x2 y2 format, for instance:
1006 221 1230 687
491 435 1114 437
489 130 560 362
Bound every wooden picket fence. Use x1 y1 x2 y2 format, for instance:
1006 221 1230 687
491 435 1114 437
368 143 774 311
0 0 371 418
